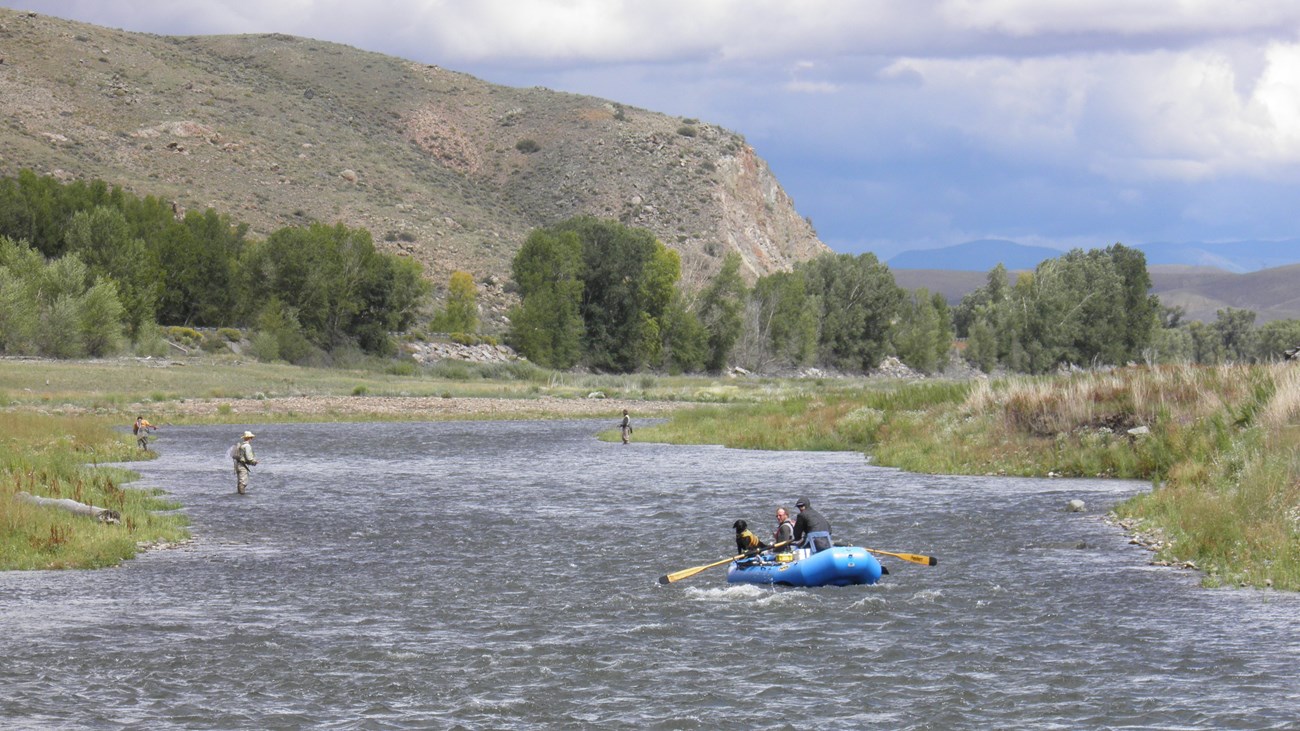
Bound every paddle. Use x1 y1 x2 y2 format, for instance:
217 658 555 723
658 540 792 584
862 547 938 566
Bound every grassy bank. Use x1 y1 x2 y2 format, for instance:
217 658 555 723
639 365 1300 590
0 356 794 423
1 412 188 569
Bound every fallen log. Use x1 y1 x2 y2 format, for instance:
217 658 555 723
16 491 121 524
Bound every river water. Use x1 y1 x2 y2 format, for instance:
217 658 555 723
2 420 1299 730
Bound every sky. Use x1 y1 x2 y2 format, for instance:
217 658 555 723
11 1 1300 262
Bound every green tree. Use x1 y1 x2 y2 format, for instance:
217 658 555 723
894 288 953 374
1188 320 1224 364
695 252 747 372
737 270 817 371
155 208 248 327
1213 307 1257 363
964 318 998 373
1107 243 1160 360
657 294 709 374
432 271 479 334
243 222 427 355
64 206 160 338
1253 319 1300 362
0 239 125 358
801 252 903 371
508 228 585 368
563 217 666 371
78 278 126 356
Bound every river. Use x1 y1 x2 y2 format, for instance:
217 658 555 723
2 420 1298 730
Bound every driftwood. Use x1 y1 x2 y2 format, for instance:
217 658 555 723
16 491 121 524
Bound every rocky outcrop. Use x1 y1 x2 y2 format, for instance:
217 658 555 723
0 9 831 327
405 341 519 365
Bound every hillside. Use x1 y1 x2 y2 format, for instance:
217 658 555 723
886 239 1061 271
891 264 1300 323
0 9 828 328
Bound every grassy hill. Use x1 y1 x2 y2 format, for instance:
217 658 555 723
0 9 827 328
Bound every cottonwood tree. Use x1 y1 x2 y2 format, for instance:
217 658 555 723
64 206 159 339
800 252 903 371
695 252 746 372
508 228 584 368
894 288 954 374
242 222 427 356
511 216 694 373
0 238 125 357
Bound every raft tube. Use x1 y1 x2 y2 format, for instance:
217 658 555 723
726 546 883 587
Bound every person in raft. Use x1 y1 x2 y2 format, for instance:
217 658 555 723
133 415 159 450
619 409 632 444
231 430 259 495
772 506 795 551
733 519 770 555
791 497 833 554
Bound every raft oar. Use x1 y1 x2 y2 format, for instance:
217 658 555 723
862 548 938 566
658 540 792 584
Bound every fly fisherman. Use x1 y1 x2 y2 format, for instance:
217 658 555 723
231 431 259 495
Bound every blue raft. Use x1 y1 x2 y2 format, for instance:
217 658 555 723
726 546 883 587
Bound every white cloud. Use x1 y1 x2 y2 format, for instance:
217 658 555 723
14 0 1300 247
874 41 1300 183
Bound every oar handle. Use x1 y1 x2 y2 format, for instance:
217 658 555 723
658 540 795 584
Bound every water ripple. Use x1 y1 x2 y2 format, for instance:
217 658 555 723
2 420 1299 729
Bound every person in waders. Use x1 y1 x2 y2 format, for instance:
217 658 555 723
619 409 632 444
133 415 158 451
231 431 259 494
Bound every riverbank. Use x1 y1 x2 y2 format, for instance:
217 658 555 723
635 364 1300 590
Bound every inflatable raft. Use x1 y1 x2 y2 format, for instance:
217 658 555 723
726 546 883 587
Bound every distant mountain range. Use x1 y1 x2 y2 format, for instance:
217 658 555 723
892 264 1300 324
887 238 1300 274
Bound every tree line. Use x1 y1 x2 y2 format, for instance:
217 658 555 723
0 170 427 361
4 171 1295 372
509 218 1300 374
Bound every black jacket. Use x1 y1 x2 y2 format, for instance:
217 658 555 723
792 508 832 547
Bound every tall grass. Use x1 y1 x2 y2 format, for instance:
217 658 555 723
649 364 1300 590
0 412 188 570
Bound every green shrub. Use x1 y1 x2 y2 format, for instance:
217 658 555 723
164 326 203 349
430 361 471 380
515 139 540 153
248 331 280 362
386 360 418 377
217 328 242 342
200 332 227 352
131 324 170 358
677 125 697 137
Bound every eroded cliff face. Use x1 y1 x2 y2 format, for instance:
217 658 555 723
0 9 831 324
715 145 828 281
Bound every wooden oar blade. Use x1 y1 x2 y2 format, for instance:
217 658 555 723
659 565 709 584
864 548 938 566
